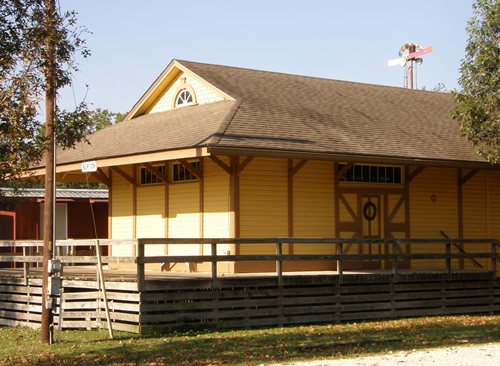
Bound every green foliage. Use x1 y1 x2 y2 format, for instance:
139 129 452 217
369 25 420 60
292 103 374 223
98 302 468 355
86 108 128 132
0 0 90 190
452 0 500 163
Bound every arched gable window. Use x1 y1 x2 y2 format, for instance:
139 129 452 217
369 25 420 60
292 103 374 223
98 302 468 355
175 89 194 107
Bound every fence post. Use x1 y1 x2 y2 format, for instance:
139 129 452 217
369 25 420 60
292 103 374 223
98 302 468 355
392 241 398 275
337 242 343 284
276 240 283 286
23 245 30 284
211 241 217 288
136 239 145 292
446 240 451 274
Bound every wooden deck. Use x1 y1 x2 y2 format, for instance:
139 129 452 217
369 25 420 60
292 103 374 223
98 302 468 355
0 237 499 333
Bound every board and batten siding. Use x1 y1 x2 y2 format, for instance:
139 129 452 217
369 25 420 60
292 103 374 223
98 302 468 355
111 165 134 258
167 181 200 262
239 158 288 255
203 157 231 252
293 160 335 254
410 167 459 270
136 184 165 262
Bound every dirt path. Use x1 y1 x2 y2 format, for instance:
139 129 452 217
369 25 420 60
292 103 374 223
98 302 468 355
278 343 500 366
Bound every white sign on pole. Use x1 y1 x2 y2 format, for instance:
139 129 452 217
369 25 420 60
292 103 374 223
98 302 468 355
81 161 98 173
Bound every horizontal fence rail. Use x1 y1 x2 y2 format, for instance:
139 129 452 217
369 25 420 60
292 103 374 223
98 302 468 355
0 238 498 290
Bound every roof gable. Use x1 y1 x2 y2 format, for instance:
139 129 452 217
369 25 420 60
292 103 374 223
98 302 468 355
126 60 234 120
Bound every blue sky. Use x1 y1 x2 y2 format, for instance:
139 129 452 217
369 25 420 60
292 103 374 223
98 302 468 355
59 0 474 114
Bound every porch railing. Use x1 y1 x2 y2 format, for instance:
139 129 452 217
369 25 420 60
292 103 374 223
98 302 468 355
0 238 498 289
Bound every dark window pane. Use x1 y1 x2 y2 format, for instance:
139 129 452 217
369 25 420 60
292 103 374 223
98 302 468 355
362 165 369 182
378 166 386 183
370 166 377 182
387 167 394 183
354 165 362 181
394 167 401 184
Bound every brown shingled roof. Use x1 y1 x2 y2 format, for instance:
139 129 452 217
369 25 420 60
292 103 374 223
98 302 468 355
179 60 484 163
55 59 486 166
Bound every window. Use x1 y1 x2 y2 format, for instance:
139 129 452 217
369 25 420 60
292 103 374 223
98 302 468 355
175 89 194 107
338 163 402 184
140 165 165 185
172 160 200 182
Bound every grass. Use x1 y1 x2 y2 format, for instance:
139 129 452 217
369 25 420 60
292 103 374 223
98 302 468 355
0 315 499 365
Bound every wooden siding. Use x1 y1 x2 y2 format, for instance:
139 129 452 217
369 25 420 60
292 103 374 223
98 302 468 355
293 160 334 254
148 72 224 114
136 185 165 262
203 157 231 252
410 167 458 269
239 158 288 255
463 171 489 270
167 181 200 260
111 165 134 257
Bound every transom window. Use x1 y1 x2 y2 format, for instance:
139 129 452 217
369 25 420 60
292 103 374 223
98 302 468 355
175 89 194 107
140 165 165 185
172 160 200 182
338 163 402 184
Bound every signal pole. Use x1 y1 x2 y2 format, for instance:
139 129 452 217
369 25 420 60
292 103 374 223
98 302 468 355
41 0 56 345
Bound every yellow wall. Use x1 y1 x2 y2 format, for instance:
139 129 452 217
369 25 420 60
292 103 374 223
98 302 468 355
203 157 231 255
487 170 500 240
111 165 134 257
136 184 165 259
293 160 335 254
108 157 499 274
167 181 200 259
148 72 224 114
239 157 288 255
410 167 458 269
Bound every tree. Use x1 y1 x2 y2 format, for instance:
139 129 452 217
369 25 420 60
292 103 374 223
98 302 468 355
1 0 91 187
86 108 128 131
452 0 500 163
1 0 91 344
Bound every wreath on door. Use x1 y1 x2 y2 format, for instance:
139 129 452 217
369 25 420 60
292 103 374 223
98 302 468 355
363 201 377 221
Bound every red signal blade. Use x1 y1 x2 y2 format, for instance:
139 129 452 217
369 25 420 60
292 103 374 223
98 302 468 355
408 46 432 59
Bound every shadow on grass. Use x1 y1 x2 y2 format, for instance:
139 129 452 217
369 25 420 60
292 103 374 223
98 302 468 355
2 316 499 366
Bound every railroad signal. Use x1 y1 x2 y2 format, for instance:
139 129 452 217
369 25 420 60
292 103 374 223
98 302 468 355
388 44 433 89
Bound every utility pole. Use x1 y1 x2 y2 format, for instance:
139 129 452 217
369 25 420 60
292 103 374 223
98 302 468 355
41 0 56 345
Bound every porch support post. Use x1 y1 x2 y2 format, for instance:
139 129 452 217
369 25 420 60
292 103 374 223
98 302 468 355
458 168 464 269
230 156 240 248
163 161 169 265
132 165 137 241
287 159 307 255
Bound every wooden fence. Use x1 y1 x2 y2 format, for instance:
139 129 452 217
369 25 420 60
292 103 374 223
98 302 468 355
0 238 499 285
0 238 498 333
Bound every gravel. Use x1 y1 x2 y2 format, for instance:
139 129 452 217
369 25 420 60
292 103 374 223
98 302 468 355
277 343 500 366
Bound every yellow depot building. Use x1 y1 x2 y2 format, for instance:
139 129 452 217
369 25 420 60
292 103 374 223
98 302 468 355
31 60 500 274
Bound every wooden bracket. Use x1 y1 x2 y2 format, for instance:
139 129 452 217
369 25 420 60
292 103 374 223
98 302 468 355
336 162 353 180
143 162 168 183
209 155 231 175
339 194 359 224
91 168 111 187
110 166 135 186
388 195 405 222
177 159 202 179
408 166 425 183
459 169 478 186
238 156 254 173
289 160 307 176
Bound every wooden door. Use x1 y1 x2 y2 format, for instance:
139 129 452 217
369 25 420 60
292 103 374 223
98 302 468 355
361 195 382 269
